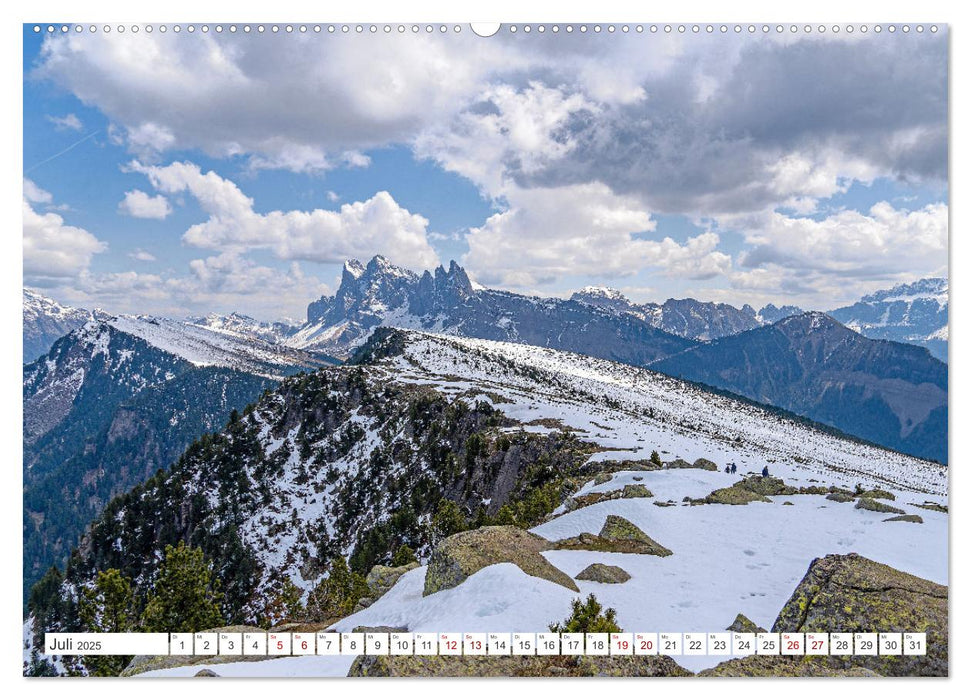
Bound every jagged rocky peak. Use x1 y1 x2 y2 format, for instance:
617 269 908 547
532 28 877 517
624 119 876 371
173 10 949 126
758 303 804 324
572 286 630 304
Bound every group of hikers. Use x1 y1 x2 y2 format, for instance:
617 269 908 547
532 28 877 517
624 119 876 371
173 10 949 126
724 462 771 478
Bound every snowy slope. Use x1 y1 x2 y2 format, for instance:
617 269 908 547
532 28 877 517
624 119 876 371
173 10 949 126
131 330 947 677
104 314 329 378
388 332 945 495
23 288 92 362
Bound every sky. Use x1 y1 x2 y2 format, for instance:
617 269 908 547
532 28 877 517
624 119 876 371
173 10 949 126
22 23 949 322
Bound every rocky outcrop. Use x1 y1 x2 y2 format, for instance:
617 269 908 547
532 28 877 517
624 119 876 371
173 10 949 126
855 498 905 515
356 562 419 610
696 476 832 506
726 613 765 634
884 514 924 524
553 516 672 557
911 501 947 513
423 526 578 596
771 553 947 676
348 653 692 677
825 491 855 503
575 563 631 584
562 484 653 513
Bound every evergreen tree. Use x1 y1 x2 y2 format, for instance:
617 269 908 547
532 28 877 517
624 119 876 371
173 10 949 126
306 557 368 621
257 577 305 627
431 499 467 541
650 450 662 466
549 594 622 634
142 541 225 633
493 504 518 526
77 569 135 676
390 544 417 567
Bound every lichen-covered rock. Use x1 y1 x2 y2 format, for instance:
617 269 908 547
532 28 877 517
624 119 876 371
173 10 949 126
664 458 694 470
692 458 718 471
553 516 673 557
735 475 798 496
858 488 895 501
911 501 948 514
884 514 924 524
699 656 879 677
632 475 644 481
121 625 268 676
654 500 676 507
699 485 771 505
594 473 612 485
725 613 766 634
826 492 855 503
423 526 578 596
348 653 692 677
855 497 905 515
575 563 631 584
194 668 219 677
621 484 652 499
365 562 419 602
564 485 654 512
772 553 947 677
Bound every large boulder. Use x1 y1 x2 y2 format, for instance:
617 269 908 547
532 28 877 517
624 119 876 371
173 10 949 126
348 653 692 677
423 526 578 596
364 562 419 602
553 515 673 557
772 553 947 676
692 458 719 471
553 516 672 556
575 563 631 584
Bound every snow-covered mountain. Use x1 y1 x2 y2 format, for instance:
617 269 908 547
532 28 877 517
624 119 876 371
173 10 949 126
829 278 948 361
288 256 694 363
31 328 946 677
652 312 948 464
22 288 92 363
22 315 333 601
571 287 793 341
186 312 299 346
102 313 326 378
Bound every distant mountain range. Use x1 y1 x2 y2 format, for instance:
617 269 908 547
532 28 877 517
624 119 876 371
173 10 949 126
829 278 948 361
652 312 948 464
287 256 695 364
570 286 801 341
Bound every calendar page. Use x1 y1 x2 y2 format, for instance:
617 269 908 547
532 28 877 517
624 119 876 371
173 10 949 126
22 19 948 680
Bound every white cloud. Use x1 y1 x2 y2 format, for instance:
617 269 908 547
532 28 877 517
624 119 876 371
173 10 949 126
464 182 731 287
23 199 107 279
735 201 947 276
63 255 328 321
119 189 172 219
129 249 156 262
415 82 596 197
46 113 83 131
23 178 53 204
128 160 440 271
